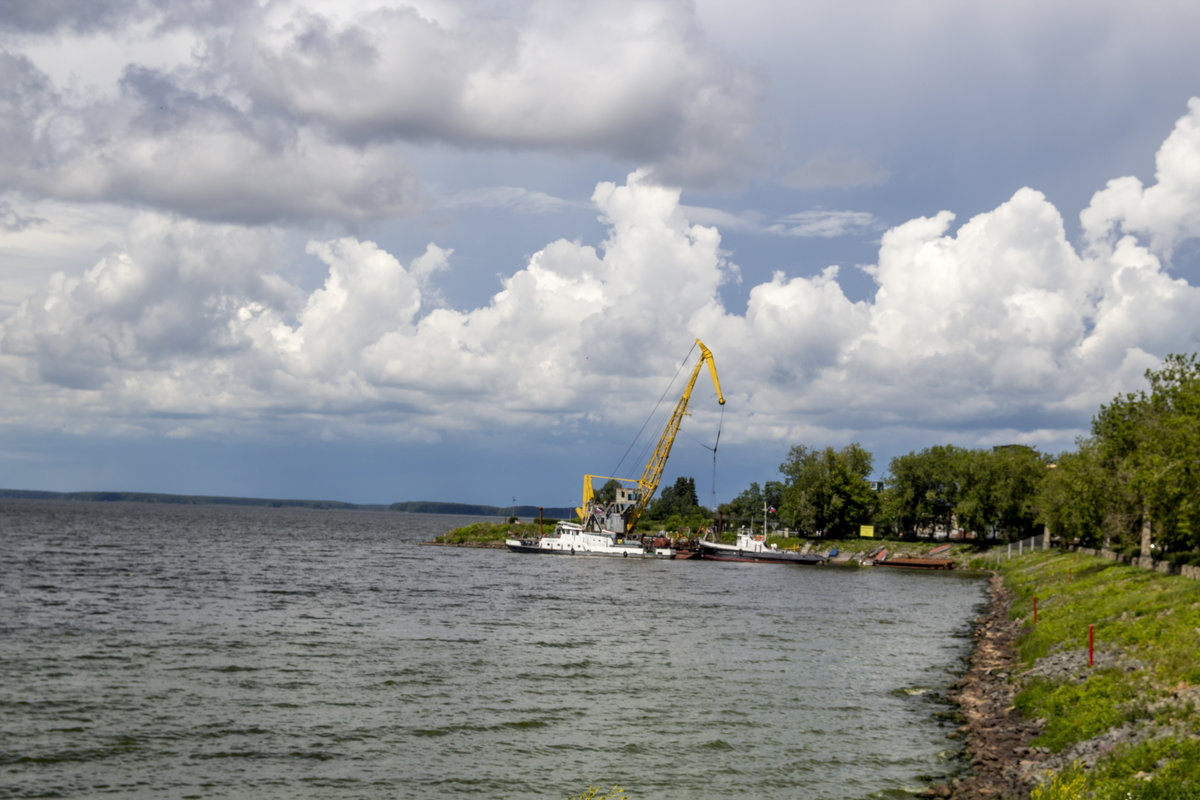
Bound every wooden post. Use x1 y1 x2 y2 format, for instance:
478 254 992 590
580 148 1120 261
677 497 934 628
1089 625 1094 667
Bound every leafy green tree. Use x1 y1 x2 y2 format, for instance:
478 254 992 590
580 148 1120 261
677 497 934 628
721 480 784 526
1038 443 1119 548
1092 353 1200 554
594 478 622 505
778 443 876 537
883 445 967 535
882 444 1047 541
648 476 710 527
956 445 1049 540
722 482 762 520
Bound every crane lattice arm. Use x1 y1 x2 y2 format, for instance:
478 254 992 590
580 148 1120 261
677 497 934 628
628 339 724 530
575 339 725 533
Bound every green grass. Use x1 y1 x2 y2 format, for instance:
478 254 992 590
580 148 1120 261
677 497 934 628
999 551 1200 797
434 520 557 545
1015 671 1145 751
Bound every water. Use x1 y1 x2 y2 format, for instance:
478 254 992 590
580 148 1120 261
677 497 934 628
1 500 987 799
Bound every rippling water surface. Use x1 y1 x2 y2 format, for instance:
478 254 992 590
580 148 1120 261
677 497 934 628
1 500 987 799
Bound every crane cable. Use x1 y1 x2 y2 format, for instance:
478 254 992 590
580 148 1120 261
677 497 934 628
710 402 724 510
612 341 697 478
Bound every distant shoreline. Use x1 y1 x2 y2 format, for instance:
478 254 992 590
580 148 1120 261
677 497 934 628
0 488 572 517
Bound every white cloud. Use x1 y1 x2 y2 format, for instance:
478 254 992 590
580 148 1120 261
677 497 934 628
682 204 879 239
0 214 289 390
439 186 578 215
5 99 1200 461
1082 97 1200 256
1 0 765 225
229 0 764 185
768 210 879 239
0 53 428 225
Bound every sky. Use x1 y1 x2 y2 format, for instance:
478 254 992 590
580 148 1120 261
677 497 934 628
3 0 1200 508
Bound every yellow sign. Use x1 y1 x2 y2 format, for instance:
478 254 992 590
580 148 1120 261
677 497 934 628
860 525 874 538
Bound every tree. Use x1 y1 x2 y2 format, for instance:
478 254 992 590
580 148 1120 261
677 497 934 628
778 443 876 537
956 446 1049 541
1038 443 1119 548
649 476 702 521
1092 353 1200 555
721 480 785 525
594 478 622 505
881 445 1048 541
883 445 966 536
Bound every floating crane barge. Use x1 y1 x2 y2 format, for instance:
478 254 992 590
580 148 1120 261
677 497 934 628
506 339 724 558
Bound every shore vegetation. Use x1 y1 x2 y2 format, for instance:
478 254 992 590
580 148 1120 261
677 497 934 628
988 550 1200 798
432 519 561 546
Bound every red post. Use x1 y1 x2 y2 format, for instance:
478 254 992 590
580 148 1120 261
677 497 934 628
1033 596 1037 623
1089 625 1094 667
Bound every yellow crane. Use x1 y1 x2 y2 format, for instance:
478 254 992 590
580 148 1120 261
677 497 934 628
576 339 725 533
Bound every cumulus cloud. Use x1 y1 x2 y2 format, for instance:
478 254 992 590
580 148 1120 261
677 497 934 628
232 0 763 185
2 0 765 223
1082 97 1200 256
0 214 291 390
5 101 1200 456
0 54 427 225
0 0 139 34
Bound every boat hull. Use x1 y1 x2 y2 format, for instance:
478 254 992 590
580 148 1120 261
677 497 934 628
874 557 955 570
697 542 827 565
505 523 657 558
505 539 651 557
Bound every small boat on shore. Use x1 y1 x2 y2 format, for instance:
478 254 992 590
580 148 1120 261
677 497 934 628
697 529 828 565
874 556 955 570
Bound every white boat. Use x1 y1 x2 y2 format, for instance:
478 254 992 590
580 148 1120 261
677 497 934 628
506 521 659 558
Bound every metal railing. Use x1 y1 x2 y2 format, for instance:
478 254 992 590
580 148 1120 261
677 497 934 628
989 533 1051 563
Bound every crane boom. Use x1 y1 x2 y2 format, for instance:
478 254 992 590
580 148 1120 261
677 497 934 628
631 339 724 529
576 339 724 534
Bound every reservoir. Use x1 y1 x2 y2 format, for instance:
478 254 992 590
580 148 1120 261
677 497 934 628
1 500 986 799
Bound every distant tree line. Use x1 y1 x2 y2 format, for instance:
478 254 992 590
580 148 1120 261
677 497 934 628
652 353 1200 559
389 501 575 518
0 489 375 510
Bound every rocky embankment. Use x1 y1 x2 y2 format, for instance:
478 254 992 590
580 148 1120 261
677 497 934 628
925 573 1048 799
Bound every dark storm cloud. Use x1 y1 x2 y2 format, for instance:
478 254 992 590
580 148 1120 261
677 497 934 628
0 0 248 34
0 53 425 226
0 50 56 170
0 0 139 34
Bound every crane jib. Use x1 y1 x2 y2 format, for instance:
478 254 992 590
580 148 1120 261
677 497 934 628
577 339 724 534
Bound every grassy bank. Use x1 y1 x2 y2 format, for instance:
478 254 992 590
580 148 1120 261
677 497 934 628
983 550 1200 799
432 520 558 546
